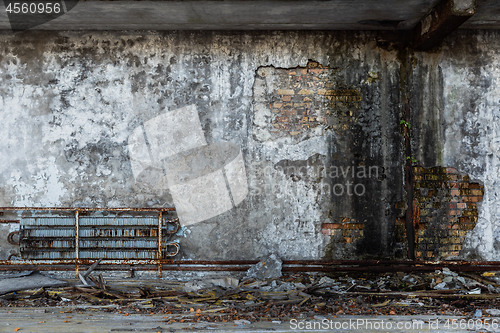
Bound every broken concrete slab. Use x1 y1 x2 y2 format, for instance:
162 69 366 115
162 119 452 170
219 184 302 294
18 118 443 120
486 308 500 316
0 271 67 295
184 276 239 292
245 254 282 280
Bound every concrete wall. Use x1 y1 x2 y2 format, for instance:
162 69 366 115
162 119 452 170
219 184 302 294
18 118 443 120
5 29 499 262
411 30 500 260
0 31 403 260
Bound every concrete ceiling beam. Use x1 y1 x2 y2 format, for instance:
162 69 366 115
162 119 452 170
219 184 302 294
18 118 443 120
413 0 476 51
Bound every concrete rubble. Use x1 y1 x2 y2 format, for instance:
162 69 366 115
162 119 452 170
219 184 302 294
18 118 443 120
245 254 283 280
0 271 67 295
1 268 500 322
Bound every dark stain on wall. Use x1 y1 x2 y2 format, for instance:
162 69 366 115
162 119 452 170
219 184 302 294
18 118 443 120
395 166 484 260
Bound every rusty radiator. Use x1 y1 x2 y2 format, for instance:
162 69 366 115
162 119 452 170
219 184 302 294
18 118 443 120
20 216 180 260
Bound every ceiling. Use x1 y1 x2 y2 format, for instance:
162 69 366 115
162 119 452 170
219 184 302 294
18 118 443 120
0 0 498 31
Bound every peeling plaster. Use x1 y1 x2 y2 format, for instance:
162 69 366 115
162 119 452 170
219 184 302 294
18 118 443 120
0 31 402 260
413 30 500 260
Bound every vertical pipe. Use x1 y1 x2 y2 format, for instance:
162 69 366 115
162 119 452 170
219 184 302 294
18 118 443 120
404 100 416 260
158 210 162 278
75 210 80 277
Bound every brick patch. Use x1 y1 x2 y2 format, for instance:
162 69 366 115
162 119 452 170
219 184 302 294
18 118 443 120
397 166 484 260
254 61 361 140
321 219 364 243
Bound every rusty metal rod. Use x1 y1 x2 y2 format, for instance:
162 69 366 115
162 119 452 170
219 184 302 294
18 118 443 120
75 210 79 278
282 265 500 273
158 210 163 278
3 264 500 272
284 260 500 266
4 259 500 266
7 231 20 245
3 260 500 272
0 207 175 212
0 265 251 271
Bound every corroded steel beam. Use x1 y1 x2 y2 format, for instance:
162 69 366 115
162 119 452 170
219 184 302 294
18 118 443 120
413 0 476 51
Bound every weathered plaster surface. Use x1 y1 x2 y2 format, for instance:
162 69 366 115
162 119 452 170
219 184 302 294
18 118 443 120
411 30 500 260
0 31 403 260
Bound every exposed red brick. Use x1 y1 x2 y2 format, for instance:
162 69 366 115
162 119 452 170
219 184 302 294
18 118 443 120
277 89 294 95
275 116 289 122
459 189 471 195
322 223 341 229
413 166 424 174
412 166 483 260
471 189 484 196
344 223 365 230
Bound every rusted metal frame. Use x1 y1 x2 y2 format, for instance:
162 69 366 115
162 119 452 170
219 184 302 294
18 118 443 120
0 220 20 223
158 210 162 278
7 254 20 260
0 207 175 212
0 264 253 271
7 231 19 245
75 210 79 277
284 259 500 266
3 206 178 270
165 218 181 234
4 259 500 266
282 265 500 273
167 243 180 257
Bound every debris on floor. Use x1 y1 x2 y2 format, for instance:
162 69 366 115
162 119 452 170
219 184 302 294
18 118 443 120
0 271 67 295
1 268 500 322
245 254 283 280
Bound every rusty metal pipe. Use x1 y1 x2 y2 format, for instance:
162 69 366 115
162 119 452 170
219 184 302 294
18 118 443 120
4 259 500 267
7 253 20 261
7 231 20 245
75 210 80 277
0 207 175 212
3 260 500 273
